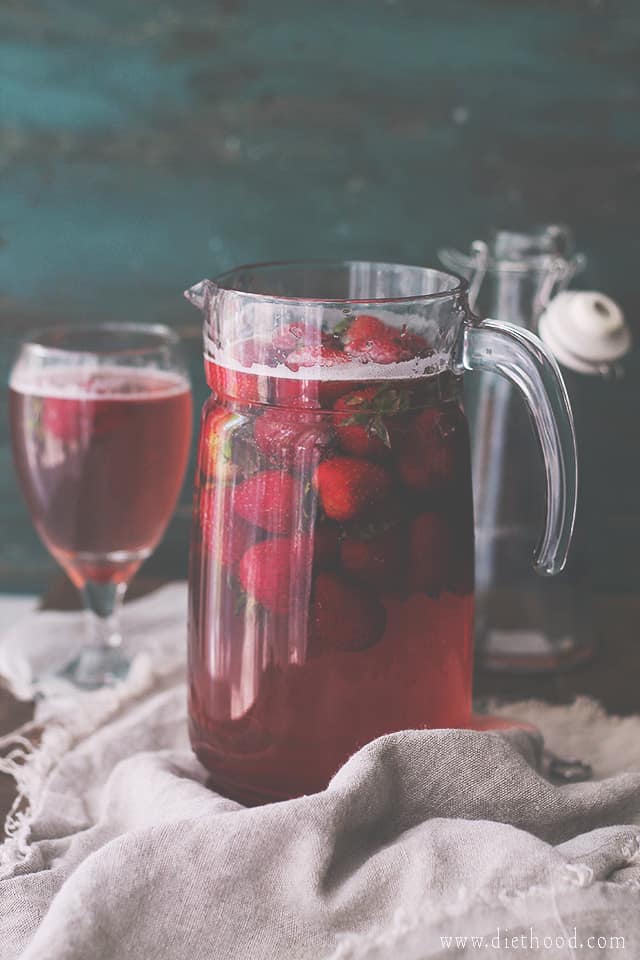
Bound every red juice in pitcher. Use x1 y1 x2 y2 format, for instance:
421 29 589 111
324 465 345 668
9 366 192 586
188 323 474 804
186 259 578 803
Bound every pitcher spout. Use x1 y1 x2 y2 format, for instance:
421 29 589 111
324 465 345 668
184 279 216 311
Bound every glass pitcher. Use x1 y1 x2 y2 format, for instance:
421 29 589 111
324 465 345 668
185 261 577 804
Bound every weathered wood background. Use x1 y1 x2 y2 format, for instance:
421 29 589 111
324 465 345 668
1 0 639 593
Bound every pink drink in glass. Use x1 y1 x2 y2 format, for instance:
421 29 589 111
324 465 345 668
10 366 192 588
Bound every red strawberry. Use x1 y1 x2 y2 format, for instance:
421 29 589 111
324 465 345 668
205 359 262 403
343 314 395 345
314 457 392 521
334 388 387 458
333 385 409 458
347 337 409 364
272 323 335 357
205 340 276 402
274 377 317 408
408 512 452 595
340 525 404 588
310 572 386 652
238 538 296 614
286 344 352 372
234 470 300 534
319 379 355 407
342 314 408 365
42 395 126 443
313 523 340 568
272 323 310 354
342 315 432 365
396 407 462 493
254 410 333 469
200 489 257 568
285 344 353 408
42 397 87 442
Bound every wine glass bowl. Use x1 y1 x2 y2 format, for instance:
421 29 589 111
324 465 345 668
9 323 192 688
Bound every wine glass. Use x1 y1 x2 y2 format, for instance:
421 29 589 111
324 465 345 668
8 323 192 688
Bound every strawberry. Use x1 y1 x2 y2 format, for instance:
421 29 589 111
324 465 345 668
238 538 296 614
340 524 404 588
342 314 432 365
274 377 317 408
342 314 394 346
313 522 340 568
200 489 257 568
272 323 310 354
408 512 452 595
286 343 352 372
205 340 275 402
234 470 300 534
343 314 408 365
284 345 359 408
318 379 355 407
314 457 392 521
41 396 126 443
272 323 335 358
254 410 333 469
205 359 262 403
333 385 409 457
42 397 88 442
396 407 462 493
346 337 409 365
309 572 386 652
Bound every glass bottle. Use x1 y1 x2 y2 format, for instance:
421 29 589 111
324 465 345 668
440 226 588 671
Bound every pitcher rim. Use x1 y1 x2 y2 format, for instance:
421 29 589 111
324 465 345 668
211 258 468 306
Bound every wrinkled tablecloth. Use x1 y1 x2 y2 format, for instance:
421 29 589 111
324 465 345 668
1 584 639 960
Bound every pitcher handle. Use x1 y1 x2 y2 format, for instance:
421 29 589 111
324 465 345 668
462 318 578 575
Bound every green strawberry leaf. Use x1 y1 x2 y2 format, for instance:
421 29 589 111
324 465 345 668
229 576 250 615
332 317 351 337
222 434 234 462
370 417 391 448
375 387 410 415
343 413 372 427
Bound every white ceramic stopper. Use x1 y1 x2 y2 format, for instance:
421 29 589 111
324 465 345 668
538 291 631 375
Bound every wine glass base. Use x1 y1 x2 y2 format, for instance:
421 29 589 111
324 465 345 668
60 646 131 689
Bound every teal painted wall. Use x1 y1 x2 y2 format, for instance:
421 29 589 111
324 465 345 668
1 0 639 591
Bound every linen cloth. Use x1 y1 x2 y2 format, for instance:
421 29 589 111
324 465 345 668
0 584 639 960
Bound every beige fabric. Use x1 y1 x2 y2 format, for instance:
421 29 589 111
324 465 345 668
0 585 639 960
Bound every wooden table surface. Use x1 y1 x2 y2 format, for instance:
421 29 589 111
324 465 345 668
1 580 639 835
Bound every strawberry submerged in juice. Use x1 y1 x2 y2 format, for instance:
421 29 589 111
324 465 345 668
188 317 474 804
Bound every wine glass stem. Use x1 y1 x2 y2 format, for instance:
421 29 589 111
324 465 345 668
65 580 130 688
83 580 126 649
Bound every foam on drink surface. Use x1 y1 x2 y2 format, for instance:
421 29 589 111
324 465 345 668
10 365 190 400
207 340 449 383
